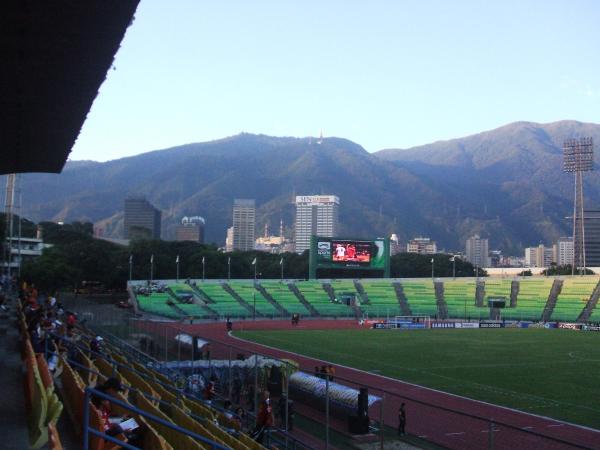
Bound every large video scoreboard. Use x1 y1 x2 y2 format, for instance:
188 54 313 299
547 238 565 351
309 236 390 279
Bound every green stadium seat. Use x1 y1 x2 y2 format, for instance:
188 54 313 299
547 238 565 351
399 280 438 317
259 281 311 315
227 282 279 317
502 279 554 321
551 277 598 321
294 281 353 317
443 280 483 319
196 283 249 318
359 280 402 317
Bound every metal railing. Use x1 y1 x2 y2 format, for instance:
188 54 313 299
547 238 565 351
82 387 229 450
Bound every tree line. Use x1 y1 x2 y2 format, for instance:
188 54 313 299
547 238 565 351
16 221 483 292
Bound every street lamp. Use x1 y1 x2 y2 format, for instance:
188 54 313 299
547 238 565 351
129 254 133 282
431 257 435 280
450 255 456 280
150 254 154 282
176 255 180 282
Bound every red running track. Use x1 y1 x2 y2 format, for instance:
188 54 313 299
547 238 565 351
153 319 600 450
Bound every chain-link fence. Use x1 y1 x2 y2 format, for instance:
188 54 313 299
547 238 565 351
65 295 596 450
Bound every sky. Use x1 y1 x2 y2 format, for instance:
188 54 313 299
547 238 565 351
70 0 600 162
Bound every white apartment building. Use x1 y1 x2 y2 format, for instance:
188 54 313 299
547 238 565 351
294 195 339 253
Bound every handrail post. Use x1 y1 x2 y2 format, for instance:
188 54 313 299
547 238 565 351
83 388 91 450
488 419 494 450
228 346 232 400
380 392 385 450
325 376 330 450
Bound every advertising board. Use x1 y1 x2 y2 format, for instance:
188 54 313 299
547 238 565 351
454 322 480 329
558 323 582 330
479 322 504 328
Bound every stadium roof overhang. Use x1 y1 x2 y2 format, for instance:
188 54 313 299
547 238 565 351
0 1 140 175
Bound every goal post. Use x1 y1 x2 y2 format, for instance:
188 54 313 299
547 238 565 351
389 315 431 329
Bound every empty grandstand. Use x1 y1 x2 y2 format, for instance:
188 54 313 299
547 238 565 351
399 280 438 317
551 277 598 321
293 281 353 316
259 281 311 316
360 280 403 317
502 278 554 321
443 280 482 319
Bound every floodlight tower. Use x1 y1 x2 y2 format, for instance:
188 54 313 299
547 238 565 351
3 173 16 278
563 137 594 275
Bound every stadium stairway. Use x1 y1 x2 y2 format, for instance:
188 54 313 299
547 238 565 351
321 283 336 302
510 280 519 307
288 283 320 316
255 283 289 316
168 284 219 319
475 281 485 307
353 280 371 305
577 279 600 322
190 285 215 304
541 279 563 322
222 283 263 317
434 281 449 319
0 300 29 449
391 282 412 316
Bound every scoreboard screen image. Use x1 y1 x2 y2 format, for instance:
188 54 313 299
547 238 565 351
331 241 372 264
310 236 390 277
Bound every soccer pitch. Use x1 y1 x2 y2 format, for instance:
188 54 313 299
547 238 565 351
235 328 600 428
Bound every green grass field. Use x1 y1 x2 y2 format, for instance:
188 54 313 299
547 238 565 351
235 328 600 428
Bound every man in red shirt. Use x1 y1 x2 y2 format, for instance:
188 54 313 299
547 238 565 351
251 390 273 444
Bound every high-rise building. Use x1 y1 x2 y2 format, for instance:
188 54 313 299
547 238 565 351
406 237 437 255
294 195 340 253
582 210 600 266
232 199 256 251
175 216 205 243
557 237 574 266
124 197 161 240
390 233 402 255
465 235 489 267
225 226 234 252
524 244 556 267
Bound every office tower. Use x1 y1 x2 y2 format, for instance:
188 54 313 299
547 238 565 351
465 235 489 267
582 210 600 267
124 197 161 240
232 199 256 251
390 233 402 255
557 237 574 267
175 216 205 243
524 244 556 268
225 227 234 252
294 195 340 253
406 237 437 255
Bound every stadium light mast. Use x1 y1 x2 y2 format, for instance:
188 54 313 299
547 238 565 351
3 174 16 282
563 137 594 276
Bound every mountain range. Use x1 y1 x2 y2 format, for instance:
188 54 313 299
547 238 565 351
8 120 600 254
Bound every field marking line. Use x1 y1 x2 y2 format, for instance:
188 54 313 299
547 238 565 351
229 332 600 435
